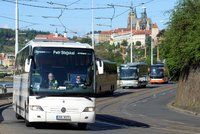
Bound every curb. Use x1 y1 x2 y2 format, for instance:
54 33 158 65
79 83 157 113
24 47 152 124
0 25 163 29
167 101 200 117
0 97 12 108
0 102 12 108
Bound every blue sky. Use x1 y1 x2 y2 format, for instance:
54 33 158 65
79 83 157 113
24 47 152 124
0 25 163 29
0 0 178 37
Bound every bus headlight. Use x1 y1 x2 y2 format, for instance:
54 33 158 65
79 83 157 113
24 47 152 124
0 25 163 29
30 105 44 111
83 107 95 112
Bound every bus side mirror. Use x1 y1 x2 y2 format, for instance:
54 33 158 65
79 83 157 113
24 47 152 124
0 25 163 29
96 60 104 75
25 58 32 72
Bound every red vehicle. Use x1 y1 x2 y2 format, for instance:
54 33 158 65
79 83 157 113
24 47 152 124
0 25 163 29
149 64 168 84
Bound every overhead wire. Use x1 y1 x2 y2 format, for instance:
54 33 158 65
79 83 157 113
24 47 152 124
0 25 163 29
1 0 157 34
1 0 112 10
0 15 38 25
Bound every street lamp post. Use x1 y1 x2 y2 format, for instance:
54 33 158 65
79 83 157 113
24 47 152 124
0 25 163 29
151 38 154 65
15 0 19 56
130 7 133 63
91 0 95 49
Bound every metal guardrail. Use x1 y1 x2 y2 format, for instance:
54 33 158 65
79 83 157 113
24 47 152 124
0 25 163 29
0 84 13 101
0 83 13 94
0 84 8 94
0 92 13 98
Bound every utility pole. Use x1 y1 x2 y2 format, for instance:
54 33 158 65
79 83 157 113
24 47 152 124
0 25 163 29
157 44 160 62
144 46 147 58
151 38 154 65
130 3 133 63
91 0 95 49
15 0 19 56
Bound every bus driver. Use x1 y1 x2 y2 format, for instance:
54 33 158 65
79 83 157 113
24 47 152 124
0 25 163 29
48 73 58 89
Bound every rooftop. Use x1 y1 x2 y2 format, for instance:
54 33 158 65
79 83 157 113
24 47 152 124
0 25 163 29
35 34 68 42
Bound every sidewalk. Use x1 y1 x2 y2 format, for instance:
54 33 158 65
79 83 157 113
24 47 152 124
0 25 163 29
168 101 200 117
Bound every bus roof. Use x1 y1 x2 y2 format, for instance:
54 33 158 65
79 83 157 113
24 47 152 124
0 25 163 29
18 39 93 54
120 62 147 67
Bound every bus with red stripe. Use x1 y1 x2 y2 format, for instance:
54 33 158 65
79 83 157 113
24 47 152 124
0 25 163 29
149 63 168 84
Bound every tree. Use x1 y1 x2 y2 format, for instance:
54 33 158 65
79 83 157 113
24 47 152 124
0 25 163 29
121 40 128 46
0 28 50 53
160 0 200 111
135 41 142 46
161 0 200 79
79 37 92 45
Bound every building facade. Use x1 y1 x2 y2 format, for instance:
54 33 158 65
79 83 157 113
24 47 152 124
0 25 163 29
86 8 159 47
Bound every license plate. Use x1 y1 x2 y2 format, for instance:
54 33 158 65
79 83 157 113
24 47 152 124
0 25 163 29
56 115 71 121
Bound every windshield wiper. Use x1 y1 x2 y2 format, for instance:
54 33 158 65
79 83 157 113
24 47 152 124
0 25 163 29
36 95 47 99
84 96 93 102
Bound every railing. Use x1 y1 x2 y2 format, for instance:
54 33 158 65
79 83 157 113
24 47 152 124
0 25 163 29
0 84 13 98
0 84 13 94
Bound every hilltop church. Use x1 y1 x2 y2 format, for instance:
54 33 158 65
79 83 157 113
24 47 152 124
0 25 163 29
127 8 152 31
87 8 159 47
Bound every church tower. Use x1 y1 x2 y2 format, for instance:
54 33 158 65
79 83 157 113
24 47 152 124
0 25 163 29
140 7 148 30
127 8 137 29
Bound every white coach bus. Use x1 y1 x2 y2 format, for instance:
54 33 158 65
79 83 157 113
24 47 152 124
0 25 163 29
119 62 148 88
13 39 97 129
95 59 117 95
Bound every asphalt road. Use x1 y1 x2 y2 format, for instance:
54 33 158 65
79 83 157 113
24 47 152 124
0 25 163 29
0 84 200 134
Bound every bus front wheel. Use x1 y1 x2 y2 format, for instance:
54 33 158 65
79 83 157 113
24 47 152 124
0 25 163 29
78 123 87 130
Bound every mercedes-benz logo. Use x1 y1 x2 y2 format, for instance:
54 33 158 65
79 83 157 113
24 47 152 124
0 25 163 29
61 107 66 113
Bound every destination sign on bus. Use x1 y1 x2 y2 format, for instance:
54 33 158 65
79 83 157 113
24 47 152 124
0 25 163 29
53 50 75 55
35 50 91 56
121 67 137 70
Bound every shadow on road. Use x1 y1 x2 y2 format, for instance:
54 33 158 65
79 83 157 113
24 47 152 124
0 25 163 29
31 114 149 131
96 114 150 128
33 121 123 131
96 91 133 98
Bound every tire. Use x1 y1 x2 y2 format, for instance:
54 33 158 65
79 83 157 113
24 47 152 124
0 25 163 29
25 119 32 127
108 90 114 96
78 123 87 130
109 85 114 95
15 112 23 119
142 85 146 88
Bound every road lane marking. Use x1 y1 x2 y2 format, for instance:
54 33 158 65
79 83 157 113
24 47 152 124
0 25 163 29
142 99 147 103
161 92 166 95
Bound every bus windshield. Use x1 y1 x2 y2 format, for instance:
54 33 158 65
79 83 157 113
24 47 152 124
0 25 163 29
150 67 164 78
119 66 138 80
30 47 95 96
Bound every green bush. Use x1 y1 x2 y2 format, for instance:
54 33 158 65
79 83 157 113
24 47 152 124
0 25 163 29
160 0 200 80
0 73 7 78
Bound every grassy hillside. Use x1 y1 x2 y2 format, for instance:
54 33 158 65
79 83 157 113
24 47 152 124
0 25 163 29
0 28 50 53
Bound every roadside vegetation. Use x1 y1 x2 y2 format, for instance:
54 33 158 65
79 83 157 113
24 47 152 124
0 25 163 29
0 28 50 53
160 0 200 113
